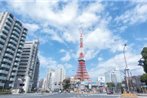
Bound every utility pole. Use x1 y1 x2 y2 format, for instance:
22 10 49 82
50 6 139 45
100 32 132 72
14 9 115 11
123 44 130 92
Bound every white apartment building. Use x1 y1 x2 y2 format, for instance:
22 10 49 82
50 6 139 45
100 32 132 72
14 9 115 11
16 40 39 93
0 12 27 88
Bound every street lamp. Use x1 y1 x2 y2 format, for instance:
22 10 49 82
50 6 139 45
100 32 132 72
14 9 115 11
123 44 130 92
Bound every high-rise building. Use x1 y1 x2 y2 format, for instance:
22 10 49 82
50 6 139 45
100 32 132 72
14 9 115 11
105 68 122 83
105 71 111 83
38 79 43 89
16 40 39 93
42 68 55 91
54 67 65 90
42 67 65 91
32 57 40 90
0 12 27 88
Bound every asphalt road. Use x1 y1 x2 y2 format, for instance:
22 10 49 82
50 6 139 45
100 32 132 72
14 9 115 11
0 93 120 98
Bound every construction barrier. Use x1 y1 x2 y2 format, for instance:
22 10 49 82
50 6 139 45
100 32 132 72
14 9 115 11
121 91 138 98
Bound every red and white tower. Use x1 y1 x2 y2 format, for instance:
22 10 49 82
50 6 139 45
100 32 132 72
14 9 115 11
75 32 89 81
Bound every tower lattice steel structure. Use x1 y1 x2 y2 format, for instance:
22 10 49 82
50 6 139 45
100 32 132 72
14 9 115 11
75 32 89 81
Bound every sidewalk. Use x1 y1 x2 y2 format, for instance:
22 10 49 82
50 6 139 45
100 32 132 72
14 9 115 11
138 96 147 98
137 93 147 98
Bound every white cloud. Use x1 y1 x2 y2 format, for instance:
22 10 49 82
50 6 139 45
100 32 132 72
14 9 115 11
89 51 144 79
61 52 71 62
6 0 145 79
7 0 105 43
63 63 72 69
77 2 103 28
24 23 40 34
98 57 103 62
8 0 77 25
60 49 66 53
115 4 147 26
38 52 57 68
83 27 125 60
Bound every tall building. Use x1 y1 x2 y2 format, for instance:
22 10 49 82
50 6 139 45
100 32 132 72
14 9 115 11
38 79 43 89
42 68 55 91
0 12 27 88
75 32 89 81
105 68 122 83
16 40 39 93
32 57 40 90
54 67 65 90
105 71 111 83
42 67 65 91
98 76 105 86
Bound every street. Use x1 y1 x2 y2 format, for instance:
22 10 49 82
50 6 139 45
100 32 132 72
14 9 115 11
0 93 120 98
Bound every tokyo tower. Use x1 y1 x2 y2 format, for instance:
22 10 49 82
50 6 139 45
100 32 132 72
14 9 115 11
75 31 89 81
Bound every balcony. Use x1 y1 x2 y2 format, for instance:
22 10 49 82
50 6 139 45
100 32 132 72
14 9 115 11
0 70 8 74
1 33 7 39
10 77 15 81
10 35 19 40
12 31 19 38
18 68 26 71
3 58 12 64
9 39 17 45
6 20 12 27
16 53 21 57
2 29 9 35
0 82 4 87
23 28 27 33
14 23 22 31
22 33 26 37
13 27 21 33
11 72 16 76
4 24 10 31
4 53 13 59
8 44 16 50
1 64 10 69
0 76 6 80
6 48 15 53
14 62 19 66
0 38 5 44
17 72 25 76
13 67 18 71
17 49 22 53
7 16 13 23
15 57 20 61
0 44 3 49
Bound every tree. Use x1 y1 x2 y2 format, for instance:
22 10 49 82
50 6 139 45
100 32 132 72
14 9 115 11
62 78 71 91
140 74 147 85
106 82 115 88
141 47 147 73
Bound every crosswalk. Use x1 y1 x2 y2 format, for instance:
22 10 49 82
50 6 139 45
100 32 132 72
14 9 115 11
68 94 120 98
10 93 120 98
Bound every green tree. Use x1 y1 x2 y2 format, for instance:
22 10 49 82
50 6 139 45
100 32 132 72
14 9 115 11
141 47 147 73
140 74 147 85
106 82 115 88
62 78 71 91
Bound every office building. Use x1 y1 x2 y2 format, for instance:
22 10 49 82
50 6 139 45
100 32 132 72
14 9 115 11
38 79 43 89
54 67 65 90
42 67 66 91
0 12 27 88
42 68 55 91
16 40 39 93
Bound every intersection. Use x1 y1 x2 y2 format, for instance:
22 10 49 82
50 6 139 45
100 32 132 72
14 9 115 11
0 93 120 98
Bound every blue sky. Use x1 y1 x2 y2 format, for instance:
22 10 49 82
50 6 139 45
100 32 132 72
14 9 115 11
1 0 147 81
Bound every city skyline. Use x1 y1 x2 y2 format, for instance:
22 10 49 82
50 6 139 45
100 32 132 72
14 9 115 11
1 0 147 81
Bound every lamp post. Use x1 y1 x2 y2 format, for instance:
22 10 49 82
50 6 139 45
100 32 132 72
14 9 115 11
123 44 130 92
